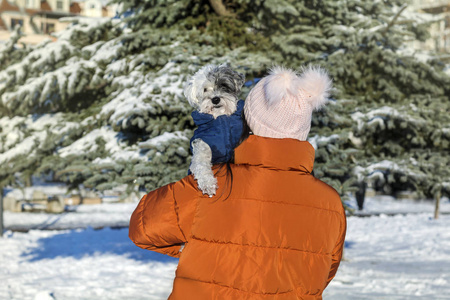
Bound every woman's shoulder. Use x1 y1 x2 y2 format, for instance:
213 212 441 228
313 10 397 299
223 164 344 214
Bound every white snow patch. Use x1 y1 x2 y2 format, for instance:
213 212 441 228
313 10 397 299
100 61 187 126
351 106 425 132
0 114 79 162
0 226 177 300
308 134 340 150
57 126 144 162
90 39 123 63
139 131 189 149
58 127 114 157
0 136 37 164
326 212 450 299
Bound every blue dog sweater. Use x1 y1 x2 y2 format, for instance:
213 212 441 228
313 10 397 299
189 100 245 170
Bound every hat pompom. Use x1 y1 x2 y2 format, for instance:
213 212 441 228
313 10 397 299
263 66 300 105
298 65 332 111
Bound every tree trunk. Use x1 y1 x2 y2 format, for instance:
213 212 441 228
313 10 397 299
355 181 367 211
209 0 235 17
78 185 84 205
434 190 441 219
25 174 32 187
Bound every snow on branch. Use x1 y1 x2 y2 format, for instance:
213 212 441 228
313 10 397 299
351 106 427 133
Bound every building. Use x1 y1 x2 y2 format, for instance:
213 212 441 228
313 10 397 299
408 0 450 54
0 0 118 44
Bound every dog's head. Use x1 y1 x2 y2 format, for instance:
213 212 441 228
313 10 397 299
184 64 245 118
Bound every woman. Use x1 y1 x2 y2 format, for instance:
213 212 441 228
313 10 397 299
129 66 347 299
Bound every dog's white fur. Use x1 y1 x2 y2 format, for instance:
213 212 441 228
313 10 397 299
198 82 238 118
184 65 239 118
189 138 217 196
184 64 243 196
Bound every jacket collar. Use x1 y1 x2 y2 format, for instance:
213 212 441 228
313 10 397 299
234 135 315 173
191 100 245 126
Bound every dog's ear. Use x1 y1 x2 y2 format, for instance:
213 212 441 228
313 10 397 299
233 71 246 91
184 65 212 109
184 79 200 109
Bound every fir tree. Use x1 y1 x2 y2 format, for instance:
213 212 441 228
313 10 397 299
0 0 448 203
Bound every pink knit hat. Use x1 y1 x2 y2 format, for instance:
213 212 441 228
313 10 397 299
244 66 332 141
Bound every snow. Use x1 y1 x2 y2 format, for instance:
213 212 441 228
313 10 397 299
351 106 426 132
308 134 340 150
57 127 112 157
332 25 356 33
1 59 97 110
0 114 79 163
397 47 436 63
368 24 385 33
99 88 152 125
326 214 450 299
368 159 425 177
2 196 450 299
30 41 76 69
105 58 127 74
0 227 177 300
57 126 144 162
138 131 189 149
56 17 110 42
347 194 450 215
4 203 136 231
3 184 68 202
100 61 188 129
0 40 76 95
153 62 186 95
81 41 105 56
0 136 36 164
90 39 123 63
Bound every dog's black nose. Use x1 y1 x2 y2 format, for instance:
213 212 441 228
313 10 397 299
211 97 221 105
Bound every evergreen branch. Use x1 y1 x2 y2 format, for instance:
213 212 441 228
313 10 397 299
208 0 236 17
55 168 87 178
382 4 408 37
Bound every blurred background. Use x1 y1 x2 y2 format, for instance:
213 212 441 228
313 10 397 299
0 0 449 299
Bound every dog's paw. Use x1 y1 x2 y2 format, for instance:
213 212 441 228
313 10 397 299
197 174 218 197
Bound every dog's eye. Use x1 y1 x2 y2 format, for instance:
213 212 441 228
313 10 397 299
221 84 233 93
204 88 207 92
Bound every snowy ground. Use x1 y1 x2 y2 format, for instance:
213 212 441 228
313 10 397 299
1 196 450 300
325 214 450 299
4 203 135 231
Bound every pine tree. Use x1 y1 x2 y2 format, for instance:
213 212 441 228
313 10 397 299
0 0 449 203
320 1 450 200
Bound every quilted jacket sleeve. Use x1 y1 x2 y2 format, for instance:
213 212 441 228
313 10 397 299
326 208 347 286
129 176 198 258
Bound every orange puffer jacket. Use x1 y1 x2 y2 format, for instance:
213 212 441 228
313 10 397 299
129 135 347 300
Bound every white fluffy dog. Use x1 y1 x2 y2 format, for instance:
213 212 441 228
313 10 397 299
184 64 245 196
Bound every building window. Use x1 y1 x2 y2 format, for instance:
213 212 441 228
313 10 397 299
90 4 96 9
41 22 55 34
57 0 64 10
11 18 24 29
46 23 55 34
